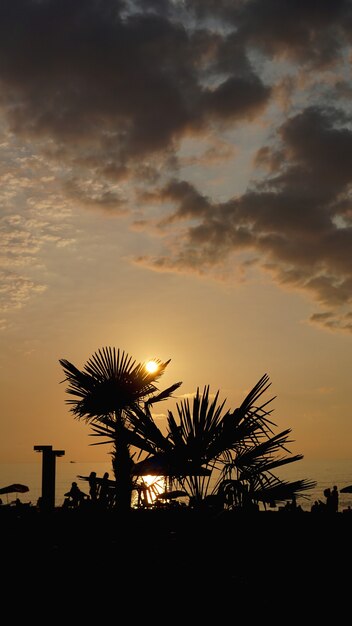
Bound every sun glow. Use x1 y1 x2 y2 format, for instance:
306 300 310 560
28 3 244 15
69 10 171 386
145 360 159 374
133 475 165 508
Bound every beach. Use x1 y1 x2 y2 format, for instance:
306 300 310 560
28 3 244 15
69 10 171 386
2 457 352 620
2 504 351 619
2 458 352 511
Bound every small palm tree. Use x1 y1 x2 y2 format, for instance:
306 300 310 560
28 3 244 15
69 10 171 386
59 346 182 513
131 374 316 509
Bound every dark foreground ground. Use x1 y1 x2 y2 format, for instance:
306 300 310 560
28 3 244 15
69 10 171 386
2 506 351 620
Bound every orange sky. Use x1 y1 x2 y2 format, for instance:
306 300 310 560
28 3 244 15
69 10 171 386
0 0 351 464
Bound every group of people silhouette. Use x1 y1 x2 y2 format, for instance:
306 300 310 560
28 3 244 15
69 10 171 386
63 471 113 509
311 485 339 513
282 495 303 512
62 476 344 513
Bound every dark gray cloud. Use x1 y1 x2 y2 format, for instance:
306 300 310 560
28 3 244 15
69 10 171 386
0 0 270 173
189 0 352 67
64 177 127 213
0 0 348 173
137 107 352 332
0 1 351 332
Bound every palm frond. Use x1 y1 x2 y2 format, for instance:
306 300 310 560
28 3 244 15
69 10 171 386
124 402 173 453
84 347 135 380
59 347 176 420
239 454 305 478
215 475 316 508
233 429 295 470
145 381 183 405
169 387 226 451
89 421 158 455
251 478 317 504
238 373 273 414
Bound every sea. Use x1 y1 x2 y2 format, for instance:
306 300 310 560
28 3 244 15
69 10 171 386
1 458 352 511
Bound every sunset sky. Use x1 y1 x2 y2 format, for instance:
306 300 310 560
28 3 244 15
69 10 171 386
1 0 352 465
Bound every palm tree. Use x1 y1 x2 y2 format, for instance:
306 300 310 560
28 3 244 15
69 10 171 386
130 374 316 509
60 348 315 512
59 346 182 513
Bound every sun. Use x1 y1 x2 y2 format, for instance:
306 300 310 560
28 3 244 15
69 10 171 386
145 360 159 374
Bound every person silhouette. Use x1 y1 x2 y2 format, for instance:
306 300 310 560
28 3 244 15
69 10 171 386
330 485 339 512
64 481 88 508
88 471 98 503
99 472 110 507
324 487 332 511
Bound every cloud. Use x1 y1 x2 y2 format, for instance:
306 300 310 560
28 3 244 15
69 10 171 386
0 1 351 332
135 106 352 331
0 1 347 190
0 270 46 315
309 311 352 333
191 0 352 68
64 177 127 214
0 1 271 174
0 147 76 323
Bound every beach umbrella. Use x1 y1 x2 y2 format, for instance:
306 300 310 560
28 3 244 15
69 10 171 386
339 485 352 493
132 456 211 477
0 484 29 495
156 490 188 500
0 484 29 504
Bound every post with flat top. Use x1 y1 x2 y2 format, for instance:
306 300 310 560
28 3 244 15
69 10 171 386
34 445 65 511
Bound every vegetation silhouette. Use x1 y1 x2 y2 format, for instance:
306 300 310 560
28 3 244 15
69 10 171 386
59 346 315 513
59 347 182 513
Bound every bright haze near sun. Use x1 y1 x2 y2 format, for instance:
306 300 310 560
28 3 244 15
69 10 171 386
145 360 159 374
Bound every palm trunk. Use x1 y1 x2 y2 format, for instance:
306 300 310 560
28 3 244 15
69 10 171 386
112 416 133 513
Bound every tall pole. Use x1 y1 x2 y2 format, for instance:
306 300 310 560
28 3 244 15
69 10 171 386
34 445 65 511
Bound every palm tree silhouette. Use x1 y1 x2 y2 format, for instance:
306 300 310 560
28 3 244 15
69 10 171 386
59 346 182 513
60 348 315 512
130 374 316 509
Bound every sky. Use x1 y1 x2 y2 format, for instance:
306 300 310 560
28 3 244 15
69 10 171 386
0 0 352 468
